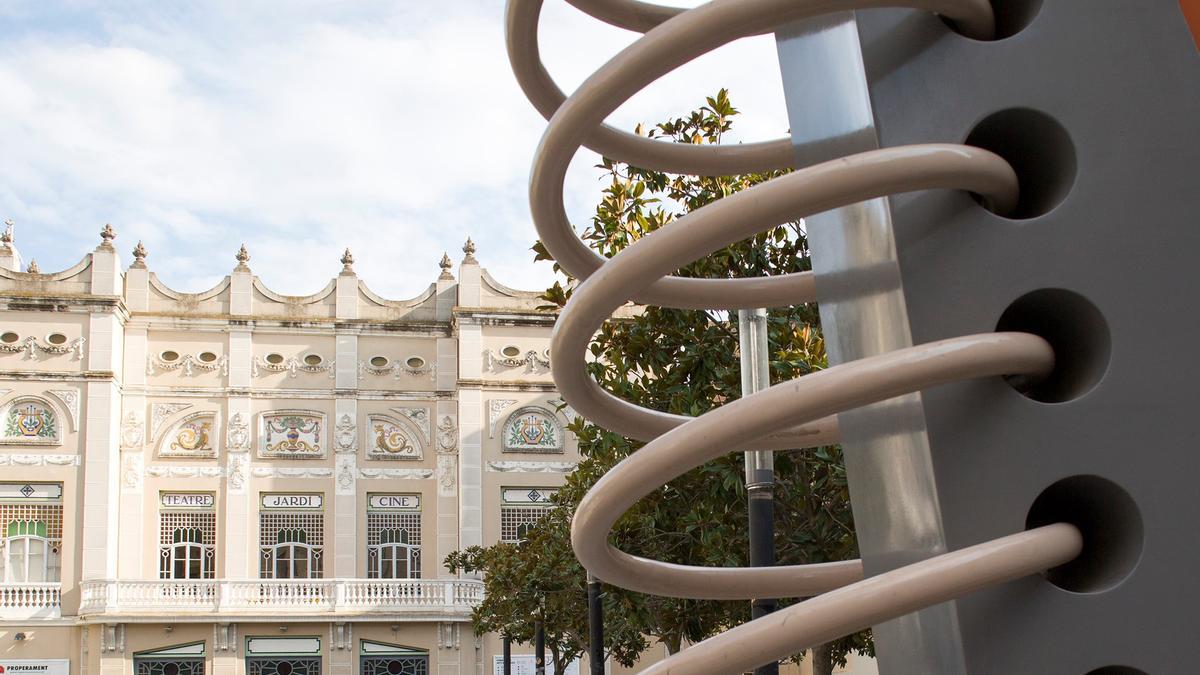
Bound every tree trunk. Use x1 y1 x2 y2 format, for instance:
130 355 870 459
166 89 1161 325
812 643 834 675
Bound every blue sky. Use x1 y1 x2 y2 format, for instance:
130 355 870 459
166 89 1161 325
0 1 788 298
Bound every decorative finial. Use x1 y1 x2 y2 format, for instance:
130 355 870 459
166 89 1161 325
235 244 250 268
462 236 477 263
438 252 453 280
100 223 116 247
26 259 40 274
2 219 13 247
132 241 148 267
340 247 355 272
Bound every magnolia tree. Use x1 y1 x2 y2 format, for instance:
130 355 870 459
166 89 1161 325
448 91 870 675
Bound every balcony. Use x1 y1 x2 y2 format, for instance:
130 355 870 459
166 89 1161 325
78 578 483 622
0 582 61 619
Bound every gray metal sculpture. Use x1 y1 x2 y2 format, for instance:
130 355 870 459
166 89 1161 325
510 1 1199 672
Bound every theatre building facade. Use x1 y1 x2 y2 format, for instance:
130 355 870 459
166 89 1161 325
0 227 577 675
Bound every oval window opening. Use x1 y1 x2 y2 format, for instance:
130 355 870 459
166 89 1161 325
198 351 218 363
1 332 19 344
370 356 390 368
303 354 323 366
501 345 521 358
406 356 426 369
265 353 285 365
46 333 68 345
160 350 180 362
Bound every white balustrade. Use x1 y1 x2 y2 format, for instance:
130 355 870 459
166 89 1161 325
76 578 482 618
0 582 61 619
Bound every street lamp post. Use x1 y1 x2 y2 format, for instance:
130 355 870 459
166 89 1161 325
739 307 778 675
535 620 546 675
587 572 604 675
503 634 512 675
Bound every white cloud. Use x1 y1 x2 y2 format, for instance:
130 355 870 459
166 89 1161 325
0 1 789 298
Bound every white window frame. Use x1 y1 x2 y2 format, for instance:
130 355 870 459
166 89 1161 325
3 521 51 582
267 528 322 579
161 526 214 580
369 528 419 579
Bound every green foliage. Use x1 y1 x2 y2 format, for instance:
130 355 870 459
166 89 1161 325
452 90 870 671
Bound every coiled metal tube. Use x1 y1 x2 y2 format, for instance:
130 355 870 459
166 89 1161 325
509 0 1084 671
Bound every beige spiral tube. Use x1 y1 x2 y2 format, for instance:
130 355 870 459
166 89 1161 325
509 0 1084 671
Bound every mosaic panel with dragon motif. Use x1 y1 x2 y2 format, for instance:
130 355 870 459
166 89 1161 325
367 415 422 461
159 413 216 458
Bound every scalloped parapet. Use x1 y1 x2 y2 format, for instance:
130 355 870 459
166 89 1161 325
0 238 554 322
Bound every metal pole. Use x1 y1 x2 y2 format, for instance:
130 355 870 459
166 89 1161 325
503 635 512 675
535 620 546 675
738 307 777 675
587 572 605 675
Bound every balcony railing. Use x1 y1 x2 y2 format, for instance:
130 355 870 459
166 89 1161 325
0 582 61 619
77 578 483 618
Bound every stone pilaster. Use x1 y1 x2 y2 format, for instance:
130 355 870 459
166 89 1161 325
435 400 459 578
118 324 148 578
82 305 123 583
333 397 358 578
224 329 254 579
456 304 483 553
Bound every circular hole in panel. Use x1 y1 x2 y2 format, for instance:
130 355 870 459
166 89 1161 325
996 289 1109 403
370 355 389 368
160 350 180 363
265 353 284 365
303 353 323 366
277 663 293 675
1086 668 1148 675
965 108 1075 219
46 332 67 345
1 331 18 343
198 351 218 363
944 0 1043 40
405 356 426 369
501 344 521 358
164 664 180 675
387 662 404 675
1026 475 1142 594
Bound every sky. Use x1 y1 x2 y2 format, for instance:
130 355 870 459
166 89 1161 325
0 1 790 298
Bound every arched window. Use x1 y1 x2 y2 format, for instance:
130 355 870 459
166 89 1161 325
159 513 216 580
3 519 57 582
266 528 322 579
370 528 420 579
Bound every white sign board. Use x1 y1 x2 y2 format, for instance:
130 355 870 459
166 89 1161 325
492 656 579 675
0 483 62 501
161 492 215 509
501 488 558 505
368 493 420 511
0 659 71 675
260 493 323 510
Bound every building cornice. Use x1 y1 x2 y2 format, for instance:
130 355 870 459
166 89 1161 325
456 379 558 392
126 314 454 336
453 307 557 328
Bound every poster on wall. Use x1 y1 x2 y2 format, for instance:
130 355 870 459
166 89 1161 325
492 655 580 675
0 660 71 675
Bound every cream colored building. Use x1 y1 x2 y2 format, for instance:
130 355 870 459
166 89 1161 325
0 225 578 675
